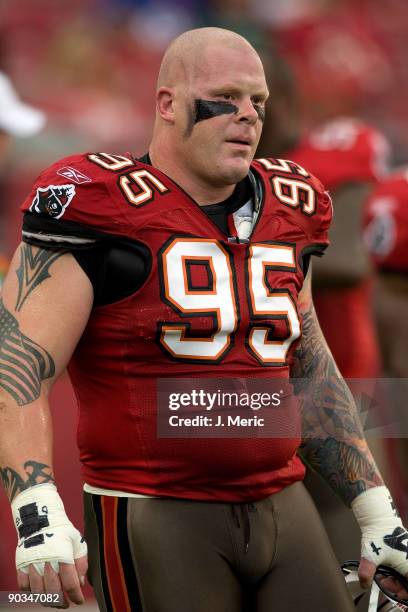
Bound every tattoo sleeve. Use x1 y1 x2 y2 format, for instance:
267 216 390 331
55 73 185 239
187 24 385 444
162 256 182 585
292 270 383 506
0 460 54 502
0 299 55 405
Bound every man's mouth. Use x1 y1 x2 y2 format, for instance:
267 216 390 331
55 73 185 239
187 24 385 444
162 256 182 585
226 139 251 147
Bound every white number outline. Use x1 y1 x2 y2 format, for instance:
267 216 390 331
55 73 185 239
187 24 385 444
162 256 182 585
159 238 238 362
158 238 300 365
87 153 134 171
257 157 316 216
257 157 309 177
271 176 316 216
120 169 169 206
247 243 301 365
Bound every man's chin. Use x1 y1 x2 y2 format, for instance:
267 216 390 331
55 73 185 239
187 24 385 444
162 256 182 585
220 158 252 184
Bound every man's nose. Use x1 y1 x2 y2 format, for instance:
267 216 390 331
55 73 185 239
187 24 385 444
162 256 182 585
237 99 259 124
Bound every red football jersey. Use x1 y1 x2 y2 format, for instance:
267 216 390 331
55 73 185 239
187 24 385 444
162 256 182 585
21 153 332 501
364 168 408 273
286 118 388 378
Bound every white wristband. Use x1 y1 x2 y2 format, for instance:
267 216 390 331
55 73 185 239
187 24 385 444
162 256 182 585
12 483 87 575
351 486 408 575
352 486 402 531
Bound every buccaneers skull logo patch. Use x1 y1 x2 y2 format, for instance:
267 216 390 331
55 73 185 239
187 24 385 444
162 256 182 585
30 184 76 219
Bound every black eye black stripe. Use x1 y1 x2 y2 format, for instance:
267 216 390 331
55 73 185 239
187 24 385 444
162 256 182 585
194 99 238 123
194 99 265 124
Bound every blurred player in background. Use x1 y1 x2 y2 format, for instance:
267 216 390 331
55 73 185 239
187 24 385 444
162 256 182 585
364 169 408 520
0 70 46 289
257 49 392 601
258 49 389 380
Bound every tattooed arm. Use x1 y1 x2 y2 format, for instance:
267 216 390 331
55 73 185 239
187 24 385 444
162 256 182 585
0 242 93 602
0 242 92 497
292 264 383 506
293 266 408 593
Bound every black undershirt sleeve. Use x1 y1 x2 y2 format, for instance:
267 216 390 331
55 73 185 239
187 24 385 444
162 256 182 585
22 212 152 306
72 241 152 306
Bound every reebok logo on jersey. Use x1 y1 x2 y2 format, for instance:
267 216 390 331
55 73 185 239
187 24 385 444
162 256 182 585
57 166 92 184
30 184 76 219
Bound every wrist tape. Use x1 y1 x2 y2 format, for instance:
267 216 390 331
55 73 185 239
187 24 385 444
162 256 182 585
12 483 87 576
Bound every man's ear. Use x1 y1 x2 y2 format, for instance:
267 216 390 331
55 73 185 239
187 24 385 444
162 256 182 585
156 87 176 123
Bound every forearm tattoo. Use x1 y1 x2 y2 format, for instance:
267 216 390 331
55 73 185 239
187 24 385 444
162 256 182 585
0 299 55 406
292 284 382 506
0 460 54 502
15 244 65 311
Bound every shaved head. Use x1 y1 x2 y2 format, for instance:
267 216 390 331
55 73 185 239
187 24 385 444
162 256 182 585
157 27 261 90
150 27 268 204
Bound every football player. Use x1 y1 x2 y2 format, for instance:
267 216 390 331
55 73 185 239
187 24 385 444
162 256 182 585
1 28 407 611
364 168 408 517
